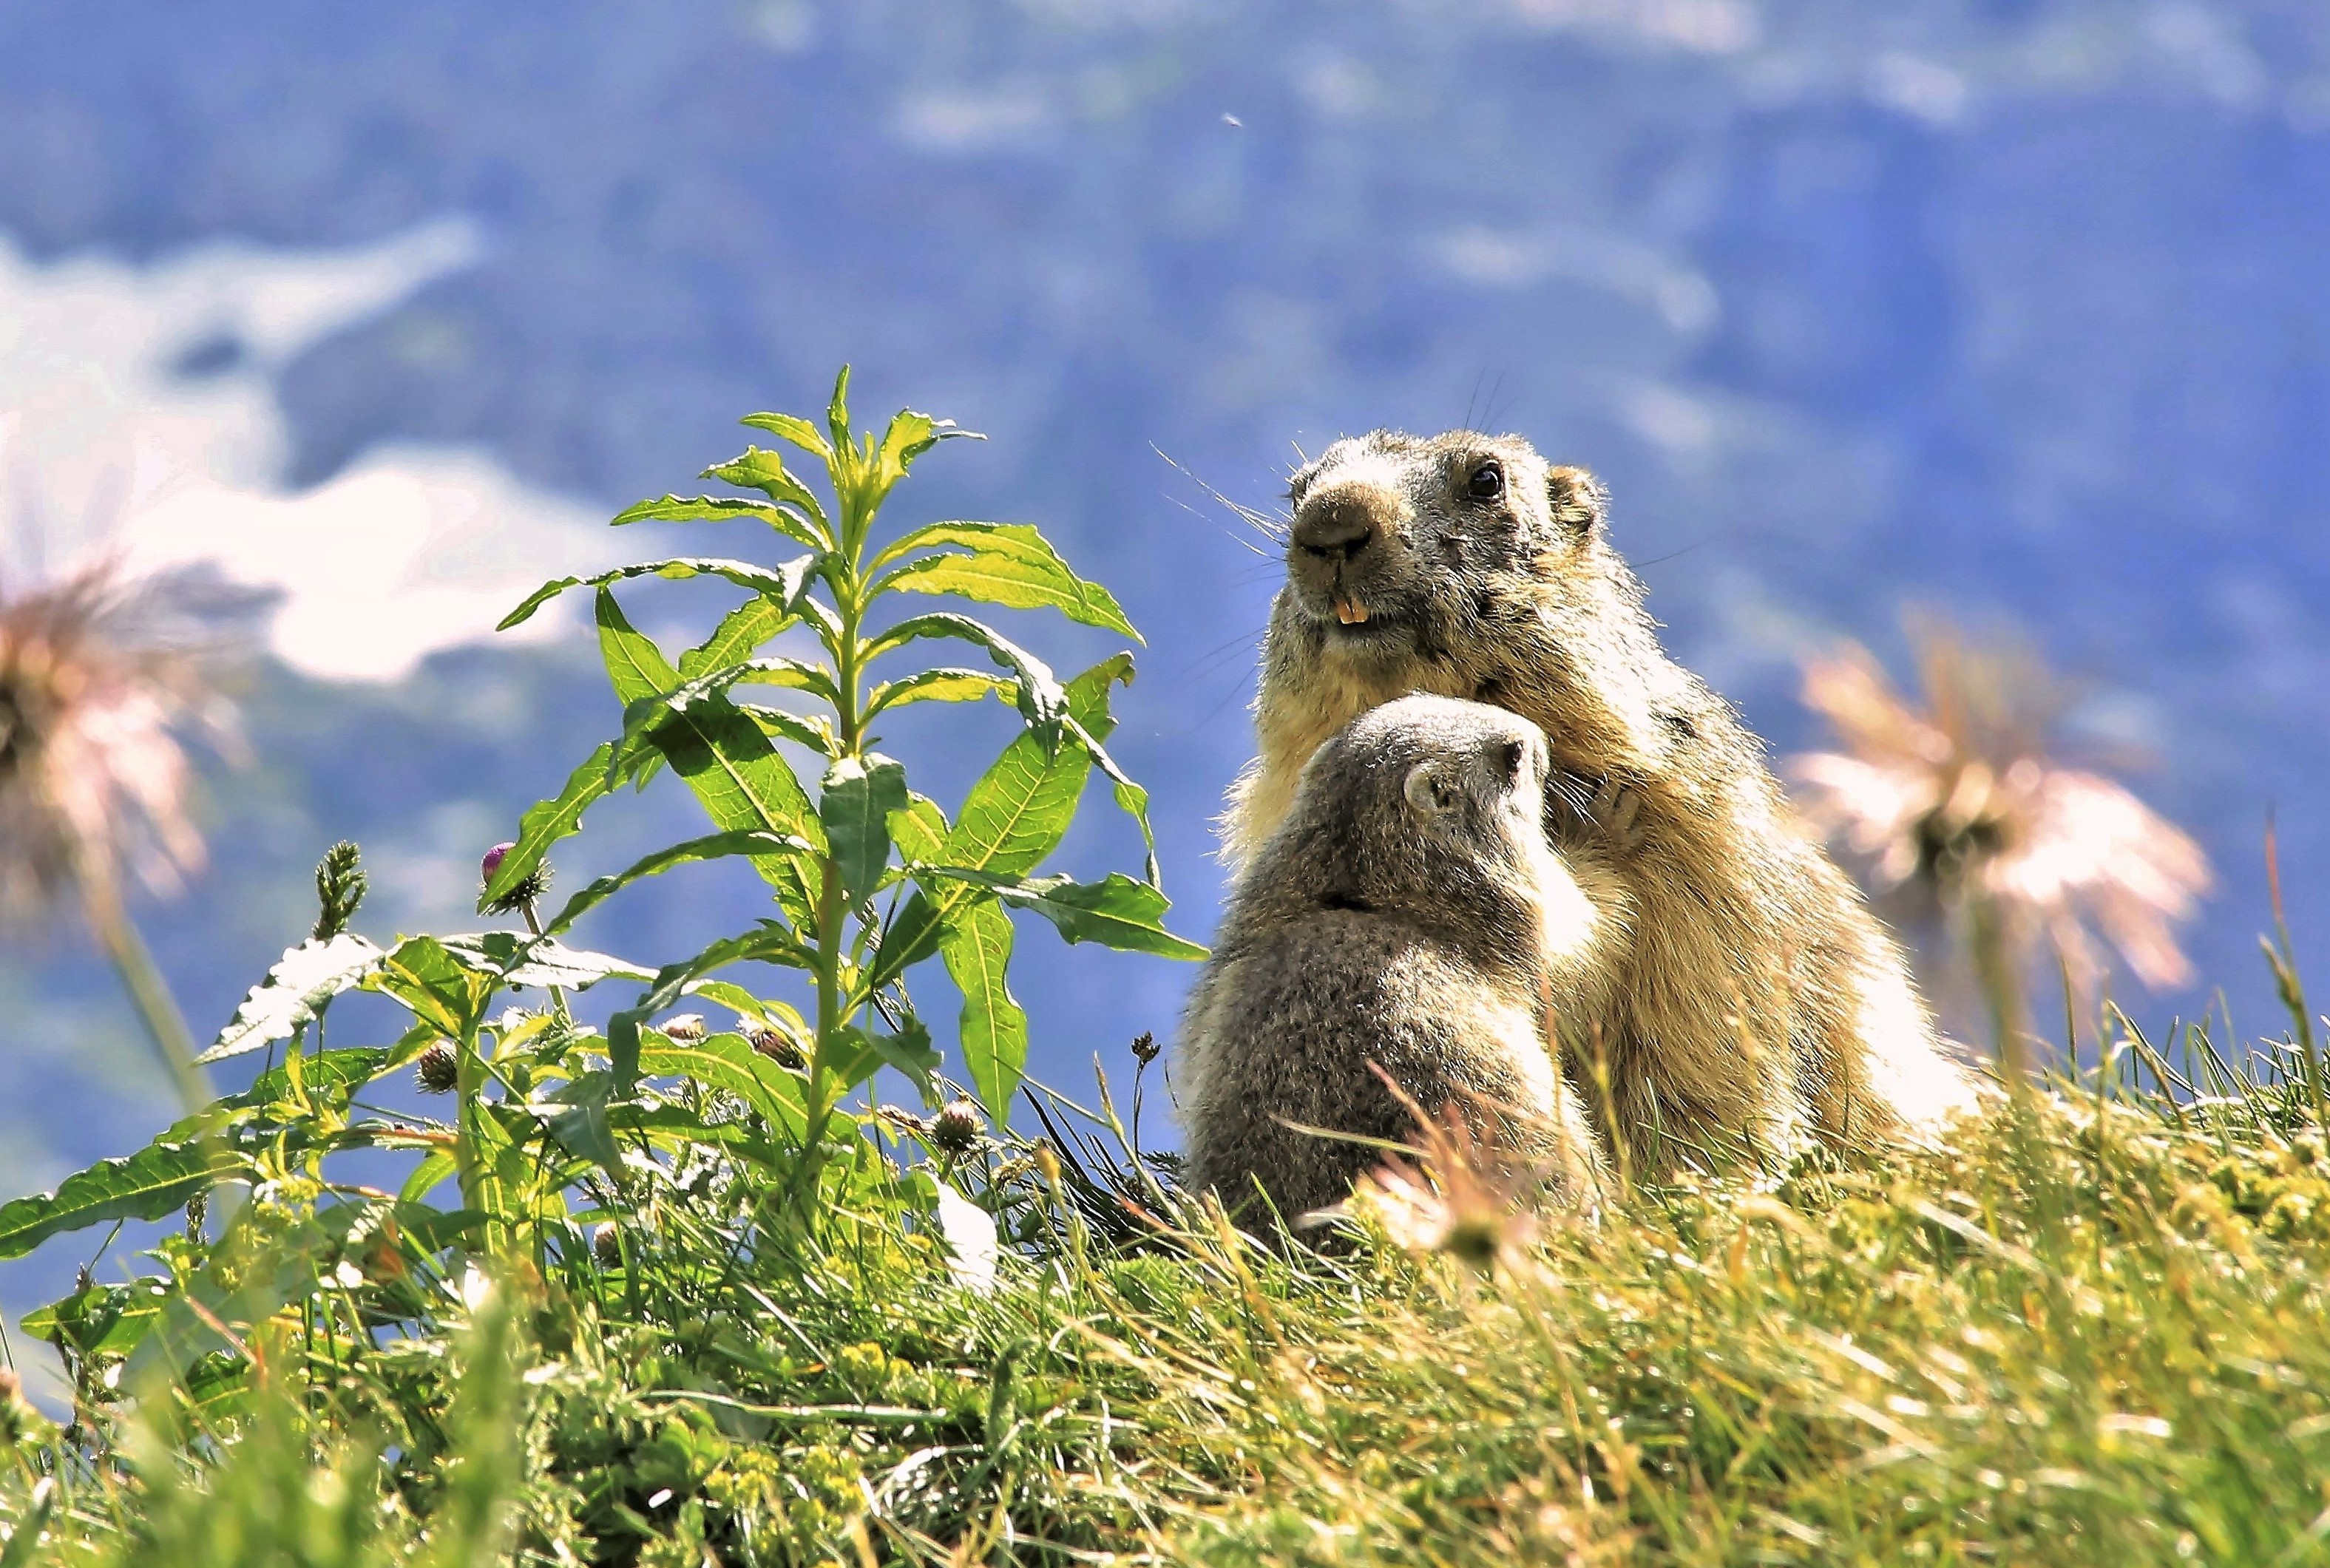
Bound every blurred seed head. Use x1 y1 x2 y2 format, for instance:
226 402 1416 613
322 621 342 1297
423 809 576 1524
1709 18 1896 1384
1338 1086 1544 1274
593 1223 622 1266
659 1013 705 1043
930 1096 984 1157
0 556 235 923
1788 617 2209 994
414 1041 459 1094
311 840 367 941
747 1024 804 1069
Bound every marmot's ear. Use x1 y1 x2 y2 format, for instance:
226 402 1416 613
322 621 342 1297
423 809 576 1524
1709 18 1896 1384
1546 466 1607 535
1403 760 1460 818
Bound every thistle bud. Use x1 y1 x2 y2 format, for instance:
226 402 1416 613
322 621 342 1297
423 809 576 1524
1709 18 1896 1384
660 1013 705 1043
748 1025 804 1069
593 1224 622 1266
478 841 552 916
930 1097 983 1157
415 1041 460 1093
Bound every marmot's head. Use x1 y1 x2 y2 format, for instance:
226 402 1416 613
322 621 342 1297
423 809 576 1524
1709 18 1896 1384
1280 430 1608 677
1270 694 1591 968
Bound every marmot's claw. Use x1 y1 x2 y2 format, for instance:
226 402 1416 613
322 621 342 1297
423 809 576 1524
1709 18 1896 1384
1548 770 1644 851
1588 773 1643 848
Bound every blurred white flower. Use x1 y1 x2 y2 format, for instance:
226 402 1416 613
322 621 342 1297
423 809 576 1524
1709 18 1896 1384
1789 619 2209 1001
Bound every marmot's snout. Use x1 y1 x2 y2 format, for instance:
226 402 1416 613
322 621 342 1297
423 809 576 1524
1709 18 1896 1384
1290 477 1408 628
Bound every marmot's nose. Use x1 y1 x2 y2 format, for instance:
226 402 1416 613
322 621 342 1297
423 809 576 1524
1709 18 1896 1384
1291 484 1393 563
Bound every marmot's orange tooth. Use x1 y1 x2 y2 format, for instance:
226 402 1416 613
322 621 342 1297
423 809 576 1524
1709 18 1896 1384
1336 599 1370 625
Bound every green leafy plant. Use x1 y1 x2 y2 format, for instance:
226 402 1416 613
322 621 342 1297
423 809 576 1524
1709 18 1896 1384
0 371 1198 1467
484 364 1198 1149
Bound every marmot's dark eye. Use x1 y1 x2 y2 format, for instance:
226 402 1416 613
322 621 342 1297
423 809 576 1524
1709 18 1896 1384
1466 461 1504 502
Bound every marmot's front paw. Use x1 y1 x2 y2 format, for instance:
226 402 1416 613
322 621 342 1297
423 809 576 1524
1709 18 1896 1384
1548 770 1646 853
1585 773 1645 852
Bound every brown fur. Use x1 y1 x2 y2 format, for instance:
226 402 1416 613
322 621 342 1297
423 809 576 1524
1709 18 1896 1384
1181 695 1605 1226
1224 431 1975 1172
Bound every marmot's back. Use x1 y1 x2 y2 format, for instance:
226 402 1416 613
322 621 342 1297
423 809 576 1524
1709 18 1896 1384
1180 695 1603 1228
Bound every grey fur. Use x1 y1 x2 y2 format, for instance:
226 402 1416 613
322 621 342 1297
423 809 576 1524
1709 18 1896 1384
1225 432 1980 1171
1179 694 1605 1227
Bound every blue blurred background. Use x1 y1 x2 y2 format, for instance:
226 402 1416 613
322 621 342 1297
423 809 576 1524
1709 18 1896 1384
4 1 2329 1325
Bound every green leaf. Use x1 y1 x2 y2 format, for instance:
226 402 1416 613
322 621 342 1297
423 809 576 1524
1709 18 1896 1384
610 493 810 544
1065 712 1162 887
824 365 856 473
678 595 822 682
941 899 1029 1122
400 1150 457 1206
822 753 910 906
637 1032 809 1137
864 657 1134 993
687 979 806 1033
606 924 813 1095
500 555 821 632
700 445 830 544
595 583 678 699
865 667 1011 720
865 408 980 509
198 933 387 1064
365 936 498 1040
814 1025 893 1098
543 1076 623 1177
925 869 1207 960
864 612 1068 737
622 655 841 736
0 1139 254 1260
887 793 949 866
481 740 624 912
871 1014 942 1098
597 590 825 925
740 410 833 463
541 829 816 936
231 1047 393 1117
437 932 660 991
940 655 1130 877
873 522 1139 639
740 704 839 758
22 1277 171 1357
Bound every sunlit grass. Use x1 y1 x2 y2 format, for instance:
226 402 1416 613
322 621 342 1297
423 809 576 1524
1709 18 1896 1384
4 1009 2330 1566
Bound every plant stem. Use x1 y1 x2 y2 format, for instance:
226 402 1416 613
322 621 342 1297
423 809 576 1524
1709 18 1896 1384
83 885 209 1114
1965 886 2028 1091
801 486 869 1164
519 899 573 1028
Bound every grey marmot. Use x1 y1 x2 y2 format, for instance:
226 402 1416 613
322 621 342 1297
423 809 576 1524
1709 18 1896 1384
1222 431 1977 1172
1179 693 1605 1226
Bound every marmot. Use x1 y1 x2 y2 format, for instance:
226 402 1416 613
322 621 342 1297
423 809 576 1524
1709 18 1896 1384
1180 693 1605 1226
1223 431 1977 1172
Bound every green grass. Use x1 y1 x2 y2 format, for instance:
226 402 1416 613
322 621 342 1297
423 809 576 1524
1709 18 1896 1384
4 1024 2330 1567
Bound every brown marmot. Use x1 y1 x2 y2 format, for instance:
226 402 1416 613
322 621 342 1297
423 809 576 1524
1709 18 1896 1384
1179 693 1605 1226
1223 431 1977 1173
